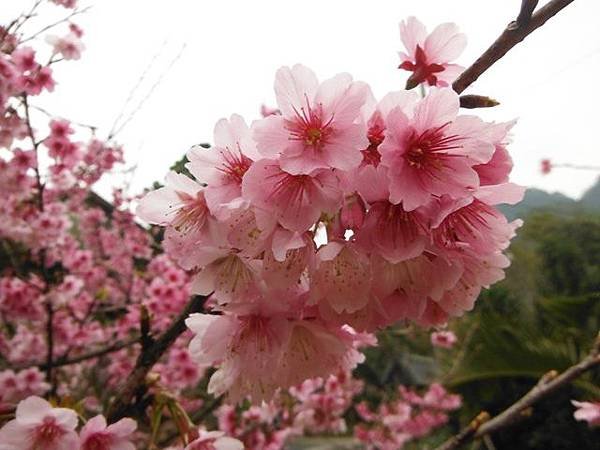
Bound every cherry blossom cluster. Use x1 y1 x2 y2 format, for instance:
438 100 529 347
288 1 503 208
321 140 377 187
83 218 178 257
1 395 243 450
0 2 213 443
217 364 370 448
0 3 534 448
0 396 138 450
215 368 365 449
354 383 462 449
139 15 524 404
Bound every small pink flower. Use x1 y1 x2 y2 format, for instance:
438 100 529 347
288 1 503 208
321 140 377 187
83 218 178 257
431 330 457 349
0 396 79 450
379 88 494 211
186 114 259 220
571 400 600 427
253 64 369 174
186 311 291 403
79 415 137 450
137 171 209 231
398 17 466 89
50 0 77 8
241 158 341 232
46 32 85 60
541 158 552 175
11 47 38 72
185 429 243 450
259 104 281 117
472 121 516 186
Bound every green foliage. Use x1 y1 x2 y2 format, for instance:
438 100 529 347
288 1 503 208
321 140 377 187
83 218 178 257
445 212 600 447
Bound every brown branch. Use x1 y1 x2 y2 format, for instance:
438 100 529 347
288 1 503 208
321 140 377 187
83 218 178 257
452 0 575 94
10 337 139 372
516 0 540 27
44 300 55 393
107 295 208 422
434 333 600 450
435 412 491 450
22 95 44 211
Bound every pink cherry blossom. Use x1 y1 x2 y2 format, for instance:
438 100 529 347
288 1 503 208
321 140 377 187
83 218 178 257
187 114 259 220
431 330 457 349
259 104 281 117
50 0 78 8
242 158 342 232
379 88 494 211
571 400 600 427
0 396 79 450
253 64 369 174
541 158 552 175
46 32 85 60
185 429 244 450
79 415 137 450
398 16 466 89
137 171 208 229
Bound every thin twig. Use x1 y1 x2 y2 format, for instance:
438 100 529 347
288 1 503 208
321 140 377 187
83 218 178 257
10 0 43 37
44 300 55 391
10 337 139 371
434 333 600 450
452 0 575 94
107 295 208 422
108 43 187 141
516 0 540 27
29 104 97 132
20 6 92 44
22 95 44 211
108 39 169 138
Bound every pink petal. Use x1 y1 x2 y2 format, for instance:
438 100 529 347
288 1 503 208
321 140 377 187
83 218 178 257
316 75 368 127
80 415 107 439
252 114 289 159
106 417 137 437
15 395 52 425
399 17 428 56
413 88 459 133
214 436 244 450
275 64 319 117
475 183 525 205
424 23 467 62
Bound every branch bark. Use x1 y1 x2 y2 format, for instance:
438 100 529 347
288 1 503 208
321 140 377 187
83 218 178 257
516 0 540 27
106 295 208 422
434 333 600 450
452 0 575 94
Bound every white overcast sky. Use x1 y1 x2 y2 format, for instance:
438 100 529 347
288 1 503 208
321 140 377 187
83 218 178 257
3 0 600 198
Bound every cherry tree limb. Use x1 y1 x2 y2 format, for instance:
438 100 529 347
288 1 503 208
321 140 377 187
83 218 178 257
434 333 600 450
452 0 575 94
106 294 208 422
9 337 140 372
517 0 540 27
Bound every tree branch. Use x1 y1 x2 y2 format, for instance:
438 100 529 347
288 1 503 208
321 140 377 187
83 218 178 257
516 0 540 27
10 337 139 372
107 295 208 422
452 0 575 94
434 333 600 450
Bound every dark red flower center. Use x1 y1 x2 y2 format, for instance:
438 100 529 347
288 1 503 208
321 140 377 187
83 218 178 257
399 45 446 88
